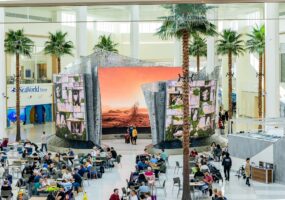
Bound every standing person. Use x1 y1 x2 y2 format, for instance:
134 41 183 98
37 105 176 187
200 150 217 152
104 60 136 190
245 158 251 187
41 132 47 152
132 127 138 145
129 126 134 144
109 188 120 200
222 152 232 181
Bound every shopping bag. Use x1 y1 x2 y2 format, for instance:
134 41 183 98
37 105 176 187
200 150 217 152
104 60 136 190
83 192 89 200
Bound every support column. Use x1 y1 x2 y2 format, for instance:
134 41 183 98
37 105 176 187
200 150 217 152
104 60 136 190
265 3 280 118
76 6 88 58
206 9 218 75
174 39 182 66
130 5 139 59
0 8 7 137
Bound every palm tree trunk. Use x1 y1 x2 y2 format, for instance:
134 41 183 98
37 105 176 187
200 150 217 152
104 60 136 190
258 54 263 119
182 30 191 200
228 51 233 119
197 55 200 73
16 53 21 142
57 57 61 73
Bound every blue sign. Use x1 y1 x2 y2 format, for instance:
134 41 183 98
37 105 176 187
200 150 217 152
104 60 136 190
7 108 26 127
10 85 48 93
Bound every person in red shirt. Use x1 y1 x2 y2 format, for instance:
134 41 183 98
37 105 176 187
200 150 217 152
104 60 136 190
203 172 213 196
109 188 120 200
190 149 198 158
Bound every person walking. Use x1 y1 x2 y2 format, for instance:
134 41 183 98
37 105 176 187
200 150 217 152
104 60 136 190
132 127 138 145
222 152 232 181
41 131 47 152
245 157 251 186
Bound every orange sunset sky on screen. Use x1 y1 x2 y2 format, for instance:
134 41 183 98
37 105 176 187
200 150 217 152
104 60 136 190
98 67 181 112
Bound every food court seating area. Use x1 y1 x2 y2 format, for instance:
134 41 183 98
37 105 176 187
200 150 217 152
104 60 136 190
0 138 121 199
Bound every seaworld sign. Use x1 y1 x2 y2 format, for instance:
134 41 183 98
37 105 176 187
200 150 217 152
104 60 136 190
10 85 48 93
7 83 53 108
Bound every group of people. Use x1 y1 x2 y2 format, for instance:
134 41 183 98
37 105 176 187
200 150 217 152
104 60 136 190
218 109 229 134
190 148 227 199
109 148 168 200
125 125 138 145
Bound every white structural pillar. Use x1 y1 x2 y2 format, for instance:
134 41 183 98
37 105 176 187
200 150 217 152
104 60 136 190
0 8 6 137
174 39 182 66
265 3 280 118
130 5 139 59
206 9 218 75
76 6 88 58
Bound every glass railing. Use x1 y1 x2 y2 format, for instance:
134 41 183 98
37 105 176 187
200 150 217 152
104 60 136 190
6 76 52 84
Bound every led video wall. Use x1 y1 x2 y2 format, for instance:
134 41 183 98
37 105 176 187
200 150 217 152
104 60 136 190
165 80 216 140
98 67 181 133
54 74 87 141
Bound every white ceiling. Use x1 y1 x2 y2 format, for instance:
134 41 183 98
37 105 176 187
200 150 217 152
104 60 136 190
3 3 281 22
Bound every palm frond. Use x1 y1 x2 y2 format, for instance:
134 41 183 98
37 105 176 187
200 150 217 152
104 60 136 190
4 29 34 57
44 31 74 57
217 29 245 56
246 24 265 55
156 4 217 40
94 35 118 53
189 35 207 57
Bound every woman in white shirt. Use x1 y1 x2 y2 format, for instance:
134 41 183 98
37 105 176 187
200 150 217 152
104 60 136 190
129 190 138 200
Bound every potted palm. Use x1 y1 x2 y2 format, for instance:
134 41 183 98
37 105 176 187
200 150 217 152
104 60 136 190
189 35 207 73
4 29 34 141
94 35 118 53
217 29 245 119
156 4 216 199
44 31 74 73
246 25 265 119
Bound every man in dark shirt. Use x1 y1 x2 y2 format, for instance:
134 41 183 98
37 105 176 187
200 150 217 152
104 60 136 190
222 153 232 181
110 147 117 159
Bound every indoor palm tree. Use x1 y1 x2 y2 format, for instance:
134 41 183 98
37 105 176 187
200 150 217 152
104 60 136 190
189 35 207 73
156 4 216 200
44 31 74 73
217 29 245 119
246 25 265 119
4 29 34 141
94 35 118 53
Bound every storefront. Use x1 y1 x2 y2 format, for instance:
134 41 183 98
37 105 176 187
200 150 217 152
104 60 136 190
7 83 53 127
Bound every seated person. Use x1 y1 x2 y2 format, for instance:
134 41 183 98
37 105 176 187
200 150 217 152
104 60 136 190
33 172 42 183
190 149 198 158
137 160 148 171
86 162 97 178
129 190 139 200
203 171 213 196
194 167 204 180
55 187 66 200
137 173 147 185
58 180 73 193
72 171 82 192
144 167 155 185
43 155 53 166
160 149 168 161
1 180 12 198
149 155 158 164
200 161 210 173
138 182 150 194
62 169 72 180
34 178 47 194
78 165 87 177
0 138 8 150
